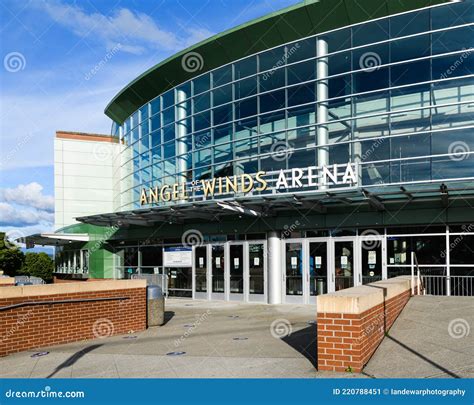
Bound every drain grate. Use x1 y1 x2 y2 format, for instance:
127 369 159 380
183 324 194 328
166 351 186 356
228 315 239 319
31 352 49 358
123 336 138 339
232 337 248 341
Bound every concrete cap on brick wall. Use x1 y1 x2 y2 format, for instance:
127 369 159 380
317 276 418 314
0 277 15 286
0 279 146 299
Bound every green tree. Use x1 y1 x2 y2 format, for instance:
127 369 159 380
21 252 54 283
0 232 25 277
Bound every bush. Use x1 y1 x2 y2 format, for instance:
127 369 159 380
0 232 25 277
21 252 54 283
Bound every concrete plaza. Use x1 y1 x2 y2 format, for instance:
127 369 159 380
0 296 472 378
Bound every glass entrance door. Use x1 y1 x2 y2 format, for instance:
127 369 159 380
194 245 208 299
359 237 385 284
308 240 329 303
285 241 304 303
334 239 355 291
229 243 244 301
211 245 225 300
248 242 266 302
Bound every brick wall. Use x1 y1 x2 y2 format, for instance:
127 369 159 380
317 277 416 373
0 281 146 357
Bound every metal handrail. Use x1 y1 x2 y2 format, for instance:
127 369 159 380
0 297 129 312
411 251 423 295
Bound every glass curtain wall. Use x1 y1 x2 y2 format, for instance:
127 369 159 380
116 1 474 210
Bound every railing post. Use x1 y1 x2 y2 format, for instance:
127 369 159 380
446 225 451 296
411 251 415 295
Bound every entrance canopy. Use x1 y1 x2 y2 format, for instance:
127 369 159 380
76 182 474 227
19 233 90 248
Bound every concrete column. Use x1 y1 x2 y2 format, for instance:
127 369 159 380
176 89 189 185
317 38 329 189
267 231 282 304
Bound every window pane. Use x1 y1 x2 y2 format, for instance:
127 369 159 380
260 90 285 113
391 134 431 158
391 60 430 87
390 9 430 38
287 83 316 106
234 76 257 99
259 68 285 92
235 97 257 119
213 84 232 106
193 74 210 95
390 35 430 63
287 37 316 63
234 56 257 79
194 92 210 113
259 46 285 71
352 19 388 47
323 28 351 53
287 60 316 85
213 65 232 87
432 25 474 55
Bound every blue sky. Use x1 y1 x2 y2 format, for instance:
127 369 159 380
0 0 300 245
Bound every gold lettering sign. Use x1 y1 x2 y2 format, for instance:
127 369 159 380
140 171 268 206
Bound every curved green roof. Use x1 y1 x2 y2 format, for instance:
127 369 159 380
105 0 448 124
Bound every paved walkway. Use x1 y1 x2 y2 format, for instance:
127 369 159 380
364 296 474 378
1 296 472 378
0 300 356 379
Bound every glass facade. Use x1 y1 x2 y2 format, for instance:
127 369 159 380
116 1 474 211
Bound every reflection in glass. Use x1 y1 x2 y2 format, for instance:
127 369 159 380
309 242 327 295
249 243 264 294
212 245 225 293
229 245 244 294
334 241 354 291
286 243 303 296
195 246 207 292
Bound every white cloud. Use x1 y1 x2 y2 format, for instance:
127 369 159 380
0 182 54 212
0 202 54 227
37 0 214 55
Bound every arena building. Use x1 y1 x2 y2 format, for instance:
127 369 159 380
24 0 474 302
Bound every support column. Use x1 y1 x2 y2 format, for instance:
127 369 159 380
176 89 189 200
267 231 282 304
317 38 329 190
